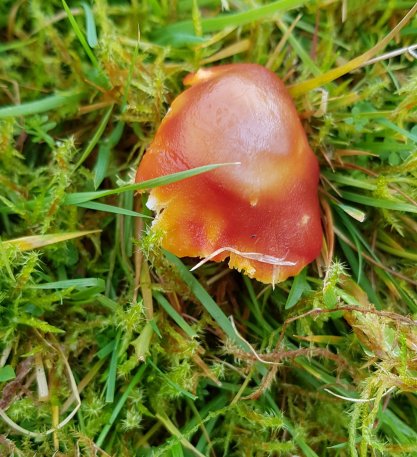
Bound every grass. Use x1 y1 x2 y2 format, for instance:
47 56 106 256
1 0 417 455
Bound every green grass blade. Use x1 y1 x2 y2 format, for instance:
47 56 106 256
154 292 198 339
324 172 376 191
335 208 364 284
341 191 417 213
62 0 99 68
0 92 82 119
285 267 308 309
0 37 37 53
105 331 121 403
80 2 98 48
163 250 247 350
153 0 306 43
242 276 273 332
96 341 116 360
377 118 417 143
337 203 366 222
379 408 417 442
147 359 197 400
337 235 380 306
30 278 105 290
77 201 152 218
75 105 113 170
280 21 321 76
96 364 146 448
95 294 119 311
93 143 112 190
93 121 125 189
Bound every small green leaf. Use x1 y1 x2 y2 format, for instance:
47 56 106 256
0 365 16 382
131 322 154 361
285 268 308 309
323 286 338 309
388 151 400 166
337 204 366 222
171 442 185 457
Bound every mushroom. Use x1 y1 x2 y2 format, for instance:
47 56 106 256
136 63 322 284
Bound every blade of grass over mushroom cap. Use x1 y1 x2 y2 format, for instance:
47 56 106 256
76 201 152 218
288 2 417 97
64 162 240 205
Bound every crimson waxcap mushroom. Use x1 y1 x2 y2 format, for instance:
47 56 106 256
136 63 322 284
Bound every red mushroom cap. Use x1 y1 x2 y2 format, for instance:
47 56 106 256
136 63 322 284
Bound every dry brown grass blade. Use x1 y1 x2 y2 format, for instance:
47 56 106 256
2 230 101 251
